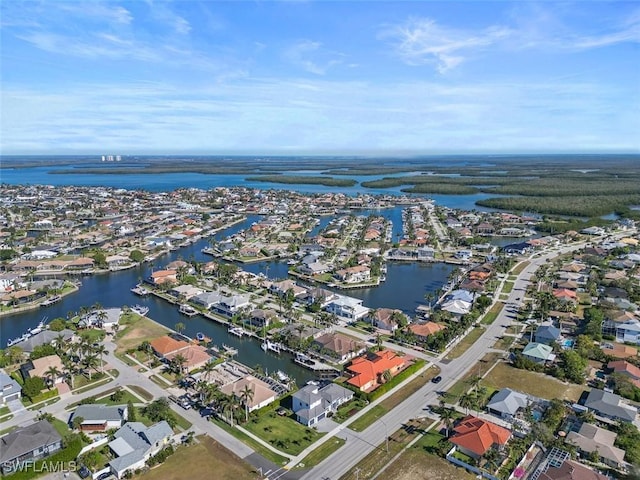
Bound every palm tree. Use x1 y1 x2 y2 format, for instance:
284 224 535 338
83 354 98 380
239 385 254 423
93 344 108 374
62 358 77 389
441 408 455 437
459 392 475 415
219 394 238 427
171 353 187 375
201 360 216 382
174 322 186 336
44 366 60 389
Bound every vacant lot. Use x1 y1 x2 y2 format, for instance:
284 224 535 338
245 412 323 456
483 362 585 401
381 449 476 480
137 436 255 480
115 316 169 353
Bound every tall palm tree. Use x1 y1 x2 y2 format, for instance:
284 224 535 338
171 353 187 375
201 360 216 382
93 344 108 374
62 358 77 389
174 322 186 336
44 366 60 389
459 392 475 415
219 394 238 427
83 354 98 380
239 385 254 423
441 408 455 437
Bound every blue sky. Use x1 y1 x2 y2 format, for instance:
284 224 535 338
1 1 639 154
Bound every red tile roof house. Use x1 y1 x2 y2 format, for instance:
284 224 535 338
149 269 178 285
346 349 407 392
449 415 511 460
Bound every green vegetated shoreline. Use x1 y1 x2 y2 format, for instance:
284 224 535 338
245 175 357 187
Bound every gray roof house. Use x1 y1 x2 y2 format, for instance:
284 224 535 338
108 421 173 478
0 371 22 404
534 324 561 345
12 329 74 354
486 388 530 419
292 382 354 426
191 291 223 309
566 423 626 469
72 404 128 432
0 420 62 474
522 342 556 364
584 389 637 422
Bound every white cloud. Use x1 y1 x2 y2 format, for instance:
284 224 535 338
383 18 512 73
284 40 344 75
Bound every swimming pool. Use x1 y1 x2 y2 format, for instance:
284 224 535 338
562 339 574 348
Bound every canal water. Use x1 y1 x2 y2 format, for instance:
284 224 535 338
0 210 451 382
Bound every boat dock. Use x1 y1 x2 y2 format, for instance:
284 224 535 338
293 353 340 379
40 295 61 307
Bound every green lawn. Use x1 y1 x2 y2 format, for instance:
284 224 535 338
211 418 288 466
445 326 485 360
78 329 106 343
296 437 345 469
129 385 154 401
502 281 515 294
333 397 369 423
50 417 72 437
481 302 504 325
22 389 59 407
511 261 530 275
446 353 503 400
244 412 324 456
493 335 515 351
349 405 386 432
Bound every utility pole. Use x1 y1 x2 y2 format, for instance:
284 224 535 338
380 419 389 453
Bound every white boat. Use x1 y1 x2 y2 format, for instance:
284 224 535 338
287 259 297 265
131 285 150 296
131 305 149 316
29 318 48 336
276 370 290 382
40 295 61 307
228 326 245 337
261 339 282 354
179 304 198 316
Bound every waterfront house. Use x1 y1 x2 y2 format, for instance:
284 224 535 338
302 287 338 308
0 420 62 475
334 265 371 284
325 296 369 320
346 349 406 392
148 269 178 285
249 308 277 328
149 336 190 358
583 389 637 422
368 308 408 332
11 329 74 354
220 375 278 412
107 421 173 479
449 415 511 460
191 290 223 309
566 423 626 469
313 332 366 363
269 279 307 298
0 370 21 404
440 298 472 316
214 293 250 317
168 284 203 300
71 404 128 432
299 261 331 276
292 381 354 426
164 345 212 372
522 342 556 364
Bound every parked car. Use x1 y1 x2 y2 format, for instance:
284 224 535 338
431 375 442 384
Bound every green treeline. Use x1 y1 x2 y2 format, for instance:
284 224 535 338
245 175 357 187
476 195 640 217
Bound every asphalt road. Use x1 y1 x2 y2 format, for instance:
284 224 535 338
299 234 631 480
